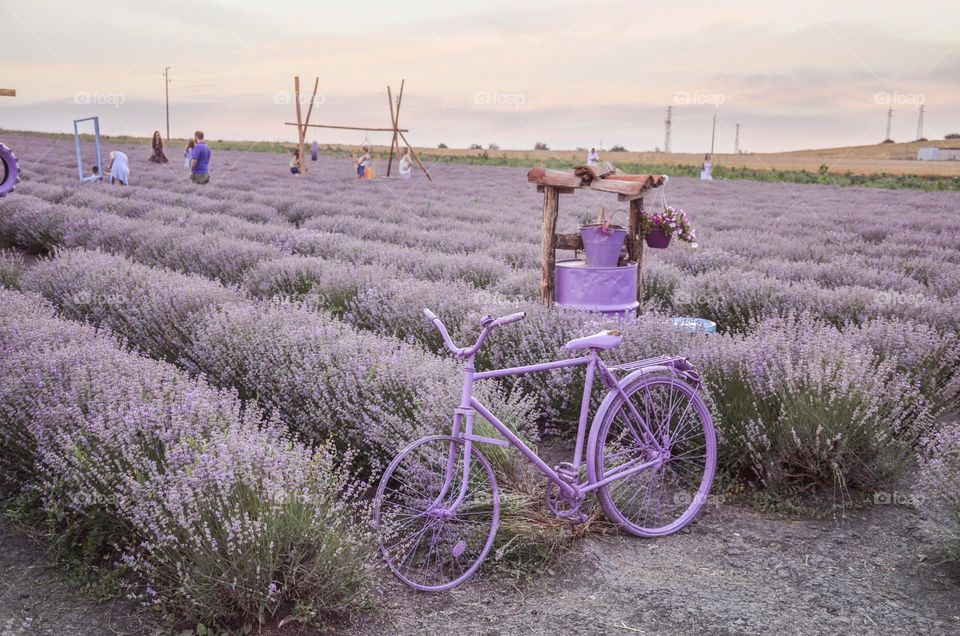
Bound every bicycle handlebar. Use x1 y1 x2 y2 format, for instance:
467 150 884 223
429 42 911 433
423 308 526 358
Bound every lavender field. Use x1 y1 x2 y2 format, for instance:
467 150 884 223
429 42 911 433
1 132 959 630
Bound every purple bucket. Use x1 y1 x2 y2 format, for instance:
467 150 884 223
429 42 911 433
580 225 627 268
645 228 672 249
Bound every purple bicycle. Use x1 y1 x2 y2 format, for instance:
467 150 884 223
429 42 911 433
373 309 717 591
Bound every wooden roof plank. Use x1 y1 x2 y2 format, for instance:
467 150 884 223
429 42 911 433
527 167 583 188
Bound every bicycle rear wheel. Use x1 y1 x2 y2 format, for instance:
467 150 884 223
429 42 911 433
374 435 499 591
589 375 716 537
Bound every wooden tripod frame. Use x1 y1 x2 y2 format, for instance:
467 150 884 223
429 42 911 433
286 77 432 180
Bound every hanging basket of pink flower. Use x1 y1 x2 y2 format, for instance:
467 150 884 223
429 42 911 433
641 206 697 249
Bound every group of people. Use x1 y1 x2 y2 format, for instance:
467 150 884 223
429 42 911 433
93 130 212 187
290 142 413 179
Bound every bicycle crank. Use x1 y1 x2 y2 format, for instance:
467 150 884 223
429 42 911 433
545 482 588 522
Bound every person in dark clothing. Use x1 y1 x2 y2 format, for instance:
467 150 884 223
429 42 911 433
149 131 169 164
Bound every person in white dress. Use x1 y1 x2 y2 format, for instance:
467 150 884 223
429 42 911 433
398 147 413 178
587 147 600 164
107 151 130 186
700 154 713 180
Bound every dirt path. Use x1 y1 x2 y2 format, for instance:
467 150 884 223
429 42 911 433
0 523 148 636
330 502 960 636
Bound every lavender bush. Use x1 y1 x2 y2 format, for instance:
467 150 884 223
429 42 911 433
917 423 960 562
0 289 370 625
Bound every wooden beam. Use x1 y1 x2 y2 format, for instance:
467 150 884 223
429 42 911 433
386 85 397 176
628 198 644 315
554 232 583 250
589 178 655 197
293 76 303 172
397 130 432 181
0 89 15 97
298 77 319 173
285 123 409 132
536 185 576 194
386 80 404 177
527 167 583 189
540 186 560 305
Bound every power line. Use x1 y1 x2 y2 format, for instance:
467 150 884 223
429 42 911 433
885 107 893 141
916 104 925 140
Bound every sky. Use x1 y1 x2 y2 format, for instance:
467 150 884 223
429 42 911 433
1 0 958 153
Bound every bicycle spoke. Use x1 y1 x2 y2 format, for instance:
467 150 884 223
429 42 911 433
375 436 499 590
594 377 716 536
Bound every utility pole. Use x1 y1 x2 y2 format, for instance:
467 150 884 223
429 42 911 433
885 107 893 141
163 66 171 141
709 113 716 155
664 106 672 153
734 123 740 153
916 104 925 140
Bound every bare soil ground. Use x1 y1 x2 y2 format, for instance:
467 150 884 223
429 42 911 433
0 524 147 636
6 500 954 636
325 502 960 636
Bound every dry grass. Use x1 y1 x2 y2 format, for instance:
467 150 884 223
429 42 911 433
413 139 960 177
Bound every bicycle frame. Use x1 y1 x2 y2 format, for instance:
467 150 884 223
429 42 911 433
443 347 666 507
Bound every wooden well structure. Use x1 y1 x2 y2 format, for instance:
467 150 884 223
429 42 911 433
527 163 666 312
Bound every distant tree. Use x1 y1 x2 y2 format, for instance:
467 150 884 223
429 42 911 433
534 141 549 150
438 142 448 149
576 146 586 152
945 133 960 139
916 137 928 142
469 143 483 150
881 138 895 144
488 143 500 150
610 144 627 152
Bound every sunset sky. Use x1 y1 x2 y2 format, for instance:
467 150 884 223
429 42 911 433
1 0 958 152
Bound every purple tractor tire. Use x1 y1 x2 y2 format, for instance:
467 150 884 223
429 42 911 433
0 143 21 198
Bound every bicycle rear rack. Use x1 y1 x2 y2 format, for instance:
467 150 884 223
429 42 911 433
610 355 700 385
609 354 681 373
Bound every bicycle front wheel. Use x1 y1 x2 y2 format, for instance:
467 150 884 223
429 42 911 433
373 435 500 591
590 375 716 537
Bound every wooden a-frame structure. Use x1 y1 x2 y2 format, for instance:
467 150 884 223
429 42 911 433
285 76 432 180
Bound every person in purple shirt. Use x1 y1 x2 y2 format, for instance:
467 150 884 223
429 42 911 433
189 130 212 184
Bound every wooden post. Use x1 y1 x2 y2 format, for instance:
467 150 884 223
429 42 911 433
298 77 319 173
540 186 560 305
293 76 304 171
386 80 404 176
628 197 644 314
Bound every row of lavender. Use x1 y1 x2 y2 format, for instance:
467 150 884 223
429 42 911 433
5 133 960 561
0 288 369 624
3 244 956 511
0 247 576 572
3 189 959 383
16 174 960 337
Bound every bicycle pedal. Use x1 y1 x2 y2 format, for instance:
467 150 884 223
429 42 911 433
554 462 578 483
